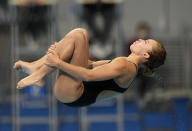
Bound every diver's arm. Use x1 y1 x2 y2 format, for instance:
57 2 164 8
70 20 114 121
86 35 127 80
88 60 112 69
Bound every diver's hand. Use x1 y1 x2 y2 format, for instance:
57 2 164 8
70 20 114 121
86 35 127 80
44 45 60 67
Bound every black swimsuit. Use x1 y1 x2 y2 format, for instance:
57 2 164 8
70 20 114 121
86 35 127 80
63 60 137 107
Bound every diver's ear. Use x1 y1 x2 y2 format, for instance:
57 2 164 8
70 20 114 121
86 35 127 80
143 52 150 59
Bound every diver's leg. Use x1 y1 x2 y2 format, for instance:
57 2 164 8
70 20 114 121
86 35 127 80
16 28 89 91
53 29 89 103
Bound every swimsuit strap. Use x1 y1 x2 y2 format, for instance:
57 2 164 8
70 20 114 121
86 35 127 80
127 61 138 69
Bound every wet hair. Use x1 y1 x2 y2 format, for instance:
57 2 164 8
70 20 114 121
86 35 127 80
144 41 166 71
135 41 167 89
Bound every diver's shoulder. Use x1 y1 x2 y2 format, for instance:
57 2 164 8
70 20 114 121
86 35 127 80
112 57 128 68
114 57 137 72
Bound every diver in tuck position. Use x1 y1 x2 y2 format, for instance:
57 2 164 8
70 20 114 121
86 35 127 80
14 28 166 107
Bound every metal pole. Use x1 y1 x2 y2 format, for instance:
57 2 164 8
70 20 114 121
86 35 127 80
117 96 124 131
48 4 58 131
115 4 124 131
80 107 88 131
10 14 17 131
15 24 20 131
10 4 20 131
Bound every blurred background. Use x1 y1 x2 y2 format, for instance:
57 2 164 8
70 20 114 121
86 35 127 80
0 0 192 131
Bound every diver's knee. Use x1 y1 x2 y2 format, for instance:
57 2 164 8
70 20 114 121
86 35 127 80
73 28 88 40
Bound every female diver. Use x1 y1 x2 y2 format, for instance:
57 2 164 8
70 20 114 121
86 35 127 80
14 28 166 107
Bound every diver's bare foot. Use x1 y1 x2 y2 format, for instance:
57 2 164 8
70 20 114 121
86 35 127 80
14 60 45 87
17 72 45 89
13 60 37 74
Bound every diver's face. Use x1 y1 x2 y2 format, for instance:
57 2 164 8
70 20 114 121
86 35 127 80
130 39 157 58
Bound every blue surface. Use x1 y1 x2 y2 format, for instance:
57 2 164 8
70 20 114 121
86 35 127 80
173 98 189 131
89 122 117 131
1 98 192 131
20 124 49 131
87 106 117 115
124 101 140 114
143 111 175 128
59 122 79 131
0 103 12 116
20 107 49 117
57 102 79 116
0 124 12 131
124 121 142 131
124 101 142 131
188 111 192 128
87 100 117 115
